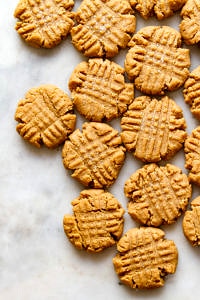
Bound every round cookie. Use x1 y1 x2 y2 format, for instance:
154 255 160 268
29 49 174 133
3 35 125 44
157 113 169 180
124 163 191 227
130 0 186 20
183 196 200 246
125 26 190 95
183 66 200 120
184 126 200 186
15 84 76 148
63 189 125 253
120 96 187 162
180 0 200 46
69 58 134 122
113 227 178 289
14 0 74 48
70 0 136 58
62 122 126 188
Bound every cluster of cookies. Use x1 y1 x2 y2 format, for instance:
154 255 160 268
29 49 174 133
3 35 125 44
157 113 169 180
14 0 200 290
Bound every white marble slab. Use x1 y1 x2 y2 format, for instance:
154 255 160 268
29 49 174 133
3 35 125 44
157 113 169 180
1 1 200 299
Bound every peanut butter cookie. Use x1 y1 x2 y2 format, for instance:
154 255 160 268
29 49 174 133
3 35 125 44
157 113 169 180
15 84 76 148
183 66 200 120
14 0 74 48
130 0 186 20
69 58 134 122
124 163 191 227
62 122 126 188
120 96 187 162
113 227 178 289
180 0 200 45
185 126 200 186
70 0 136 58
63 189 125 252
125 26 190 95
183 196 200 246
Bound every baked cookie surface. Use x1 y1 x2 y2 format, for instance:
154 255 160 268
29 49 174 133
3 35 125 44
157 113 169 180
69 58 134 122
15 84 76 148
113 227 178 289
185 126 200 186
63 189 125 252
62 122 126 188
183 196 200 246
120 96 187 162
125 26 190 95
14 0 74 48
71 0 136 58
183 66 200 120
124 163 191 227
130 0 186 20
180 0 200 45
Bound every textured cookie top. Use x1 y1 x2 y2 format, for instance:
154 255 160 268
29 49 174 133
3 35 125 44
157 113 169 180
15 84 76 148
120 96 187 162
125 26 190 95
183 196 200 246
180 0 200 45
183 66 200 120
63 189 125 252
14 0 74 48
113 227 178 289
71 0 136 58
62 122 126 188
130 0 186 20
184 126 200 186
69 58 134 122
124 163 191 227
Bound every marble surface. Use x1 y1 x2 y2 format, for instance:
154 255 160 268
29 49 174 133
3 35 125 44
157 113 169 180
1 1 200 299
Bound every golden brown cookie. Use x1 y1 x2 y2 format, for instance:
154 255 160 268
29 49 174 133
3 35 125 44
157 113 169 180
113 227 178 289
183 66 200 120
184 126 200 186
70 0 136 58
180 0 200 45
125 26 190 95
63 189 125 252
68 58 134 122
15 84 76 148
120 96 187 162
14 0 74 48
124 163 191 227
62 122 126 188
183 196 200 246
130 0 186 20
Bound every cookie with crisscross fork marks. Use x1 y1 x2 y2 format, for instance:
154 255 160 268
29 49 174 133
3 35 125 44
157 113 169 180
69 58 134 122
63 189 125 252
14 0 74 48
183 66 200 120
180 0 200 45
124 163 191 227
113 227 178 289
130 0 186 20
62 122 126 188
125 26 190 95
15 84 76 148
183 196 200 246
120 96 187 162
184 126 200 186
70 0 136 58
